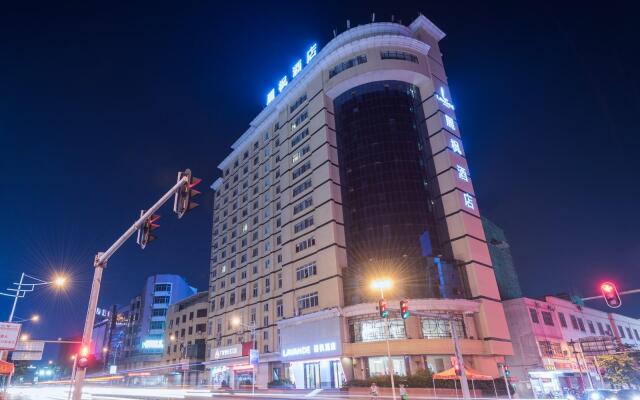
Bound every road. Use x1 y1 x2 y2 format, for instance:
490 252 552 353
0 385 517 400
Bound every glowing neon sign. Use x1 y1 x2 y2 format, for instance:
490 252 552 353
445 114 456 131
266 43 318 105
450 138 462 155
463 193 475 210
456 165 469 182
141 339 163 349
435 87 455 110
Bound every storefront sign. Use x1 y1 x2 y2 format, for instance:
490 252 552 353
11 341 45 361
141 339 163 349
249 349 259 366
278 313 342 361
213 344 242 360
0 323 21 350
282 341 337 358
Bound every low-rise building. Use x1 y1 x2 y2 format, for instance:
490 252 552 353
163 292 209 385
504 295 640 398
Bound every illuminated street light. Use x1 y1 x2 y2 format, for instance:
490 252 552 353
53 276 67 288
31 314 40 322
371 278 392 291
0 272 69 323
169 334 176 342
20 333 29 341
102 347 108 353
370 278 397 400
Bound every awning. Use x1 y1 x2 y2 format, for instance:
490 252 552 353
0 360 15 375
433 366 493 380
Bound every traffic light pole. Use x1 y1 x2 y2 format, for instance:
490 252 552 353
377 288 396 400
71 175 190 400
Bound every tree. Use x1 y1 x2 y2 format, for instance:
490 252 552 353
597 353 640 388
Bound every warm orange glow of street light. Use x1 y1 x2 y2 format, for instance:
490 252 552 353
20 334 29 341
53 275 67 288
231 316 241 327
31 314 40 322
169 334 176 341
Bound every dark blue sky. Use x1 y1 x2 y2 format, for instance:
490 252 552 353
1 1 639 353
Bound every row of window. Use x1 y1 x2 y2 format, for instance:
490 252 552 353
329 55 368 78
529 307 640 341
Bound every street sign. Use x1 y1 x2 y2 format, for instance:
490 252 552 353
11 351 43 361
109 365 117 375
0 322 22 350
0 360 15 375
249 349 259 366
15 340 45 352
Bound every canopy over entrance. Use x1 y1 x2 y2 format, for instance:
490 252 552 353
433 367 493 380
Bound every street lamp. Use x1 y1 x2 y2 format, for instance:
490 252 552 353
371 278 397 400
0 272 68 322
20 333 30 341
232 316 257 396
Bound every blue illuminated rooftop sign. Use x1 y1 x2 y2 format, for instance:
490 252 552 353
266 43 318 106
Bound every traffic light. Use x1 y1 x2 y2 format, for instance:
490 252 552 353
136 211 160 249
173 169 201 219
77 345 90 369
378 299 389 318
400 299 410 319
600 282 622 309
504 364 511 377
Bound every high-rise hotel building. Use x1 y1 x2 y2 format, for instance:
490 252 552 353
206 15 513 389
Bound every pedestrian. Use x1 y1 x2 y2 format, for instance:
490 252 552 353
400 383 409 400
370 382 379 399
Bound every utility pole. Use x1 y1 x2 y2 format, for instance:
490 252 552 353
450 319 471 400
71 170 200 400
500 363 512 400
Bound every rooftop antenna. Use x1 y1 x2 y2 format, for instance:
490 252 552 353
391 14 395 22
372 13 376 22
347 19 350 29
333 28 337 38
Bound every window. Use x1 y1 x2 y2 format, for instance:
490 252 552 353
597 322 605 335
290 93 307 113
558 312 567 328
292 178 312 197
538 341 563 357
421 318 466 339
351 318 407 342
154 283 172 292
265 278 271 293
577 318 586 332
150 321 165 330
188 326 193 335
620 326 626 338
570 315 579 330
291 145 311 164
276 299 283 318
294 216 314 233
291 110 308 131
296 262 317 281
634 329 639 341
240 288 247 302
253 283 259 298
541 311 554 326
196 323 206 334
229 292 236 305
329 55 367 78
297 292 319 311
153 296 170 304
196 309 207 318
292 161 311 180
380 50 419 63
587 320 596 334
152 308 167 317
293 197 313 215
295 236 316 253
291 128 309 147
529 308 539 324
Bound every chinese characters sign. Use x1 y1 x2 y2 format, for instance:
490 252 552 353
0 322 21 350
266 43 318 105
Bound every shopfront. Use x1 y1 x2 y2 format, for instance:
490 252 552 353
205 344 254 389
278 310 346 389
529 370 586 398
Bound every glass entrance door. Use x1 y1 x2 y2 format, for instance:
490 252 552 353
304 362 320 389
330 360 342 388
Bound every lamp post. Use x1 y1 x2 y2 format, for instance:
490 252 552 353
1 272 67 323
372 279 396 400
232 316 257 396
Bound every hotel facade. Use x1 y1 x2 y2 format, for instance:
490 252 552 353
206 15 513 389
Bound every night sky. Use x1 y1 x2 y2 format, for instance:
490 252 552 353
1 1 639 361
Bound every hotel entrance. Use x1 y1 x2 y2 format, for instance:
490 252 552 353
304 362 320 388
295 359 344 389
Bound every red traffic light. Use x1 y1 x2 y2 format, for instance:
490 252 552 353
600 281 621 308
400 299 410 319
77 345 90 369
378 299 389 318
174 169 201 219
136 211 160 249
